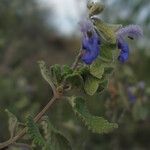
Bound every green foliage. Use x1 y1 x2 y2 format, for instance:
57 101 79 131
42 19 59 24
84 48 116 96
61 65 73 78
5 109 18 139
68 97 118 134
98 79 109 93
65 72 83 87
107 24 122 32
26 116 72 149
50 64 62 85
93 18 116 44
38 61 54 88
38 61 85 90
90 58 104 79
84 75 100 96
41 117 72 150
101 47 113 62
26 116 45 146
0 0 149 149
88 2 105 17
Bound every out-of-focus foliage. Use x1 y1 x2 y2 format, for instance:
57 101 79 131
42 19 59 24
0 0 150 150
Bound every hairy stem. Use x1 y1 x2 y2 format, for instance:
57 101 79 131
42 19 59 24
0 96 57 149
71 50 82 70
0 50 82 149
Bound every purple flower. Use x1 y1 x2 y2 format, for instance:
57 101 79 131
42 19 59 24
128 90 137 103
80 20 100 64
118 41 129 63
137 81 145 90
116 25 143 63
127 86 137 103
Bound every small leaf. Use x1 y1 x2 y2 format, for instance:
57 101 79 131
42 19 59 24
41 117 72 150
100 43 117 62
76 66 90 76
26 116 45 146
68 97 118 134
65 73 83 87
92 18 116 44
104 65 114 74
38 61 53 87
61 65 73 78
50 64 62 85
5 109 18 139
98 79 109 93
107 24 122 32
88 2 105 16
90 58 104 79
84 75 100 96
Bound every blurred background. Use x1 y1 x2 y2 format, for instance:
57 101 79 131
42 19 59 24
0 0 150 149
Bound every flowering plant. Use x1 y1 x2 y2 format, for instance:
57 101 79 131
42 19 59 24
0 1 142 150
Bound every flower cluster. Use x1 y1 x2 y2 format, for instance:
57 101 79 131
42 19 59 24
80 2 143 64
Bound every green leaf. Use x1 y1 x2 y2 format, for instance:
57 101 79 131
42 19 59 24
26 116 45 146
65 72 83 87
93 18 116 44
38 60 53 87
76 66 90 76
50 64 62 85
41 117 72 150
90 58 104 79
61 65 73 78
100 44 117 62
98 79 109 93
104 65 114 74
107 24 122 32
68 97 118 134
88 2 105 16
5 109 18 139
84 75 100 96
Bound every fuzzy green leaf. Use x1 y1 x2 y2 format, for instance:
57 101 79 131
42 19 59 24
88 2 105 16
61 65 73 78
100 45 115 62
26 116 45 146
98 79 109 93
50 64 62 85
65 73 83 87
107 24 122 32
90 58 104 79
5 109 18 139
38 61 53 87
93 18 116 44
41 117 72 150
84 75 100 96
68 97 118 134
104 65 114 74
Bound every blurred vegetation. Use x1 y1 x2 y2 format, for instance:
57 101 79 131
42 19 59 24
0 0 150 149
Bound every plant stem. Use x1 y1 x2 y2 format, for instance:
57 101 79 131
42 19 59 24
0 50 82 149
71 50 82 70
0 96 57 149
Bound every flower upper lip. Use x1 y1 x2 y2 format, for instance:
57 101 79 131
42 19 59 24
80 20 101 64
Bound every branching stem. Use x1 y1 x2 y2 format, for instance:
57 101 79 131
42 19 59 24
0 50 82 149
